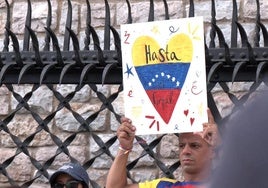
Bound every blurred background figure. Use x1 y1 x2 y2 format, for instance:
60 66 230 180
49 162 89 188
209 91 268 188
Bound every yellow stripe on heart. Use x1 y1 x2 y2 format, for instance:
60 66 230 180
168 33 193 62
132 34 193 67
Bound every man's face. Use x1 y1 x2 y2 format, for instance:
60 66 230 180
179 133 214 176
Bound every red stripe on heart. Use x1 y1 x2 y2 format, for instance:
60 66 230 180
146 89 180 124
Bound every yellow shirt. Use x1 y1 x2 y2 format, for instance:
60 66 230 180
139 178 204 188
139 178 177 188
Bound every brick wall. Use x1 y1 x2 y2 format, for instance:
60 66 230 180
0 0 265 187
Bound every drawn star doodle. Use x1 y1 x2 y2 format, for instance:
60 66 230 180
124 63 134 78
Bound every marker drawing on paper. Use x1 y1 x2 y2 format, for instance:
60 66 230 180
121 17 207 135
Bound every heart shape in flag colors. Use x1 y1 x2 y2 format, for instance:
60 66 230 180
131 34 193 124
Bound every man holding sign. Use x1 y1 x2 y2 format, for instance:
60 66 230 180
105 108 221 188
107 16 221 188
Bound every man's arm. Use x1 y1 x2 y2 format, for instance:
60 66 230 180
105 118 139 188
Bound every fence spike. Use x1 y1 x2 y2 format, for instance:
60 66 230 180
0 63 16 84
209 0 216 48
88 25 100 50
23 0 32 51
258 21 268 47
102 63 117 85
236 22 256 64
212 23 227 48
79 63 96 86
44 27 64 66
254 0 261 47
256 61 268 83
26 26 43 66
83 0 92 50
211 24 233 65
189 0 194 17
95 44 105 65
163 0 169 20
39 63 57 85
104 0 111 50
3 0 11 52
43 0 52 51
148 0 154 21
63 0 72 51
232 61 247 83
125 0 132 24
18 63 35 85
207 62 223 83
59 62 76 84
67 27 83 66
231 0 238 47
5 28 23 66
236 21 249 48
110 26 122 65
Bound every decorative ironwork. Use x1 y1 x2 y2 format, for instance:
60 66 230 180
0 0 267 187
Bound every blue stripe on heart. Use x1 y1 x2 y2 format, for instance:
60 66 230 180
135 63 190 90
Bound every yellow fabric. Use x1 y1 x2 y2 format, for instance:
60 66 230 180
138 178 177 188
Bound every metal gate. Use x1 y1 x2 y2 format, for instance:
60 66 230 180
1 0 268 187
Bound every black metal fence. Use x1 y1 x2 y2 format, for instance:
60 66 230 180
1 0 268 187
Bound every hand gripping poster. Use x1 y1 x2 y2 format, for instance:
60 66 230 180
121 17 207 135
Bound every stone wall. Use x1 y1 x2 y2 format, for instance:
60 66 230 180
0 0 266 187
